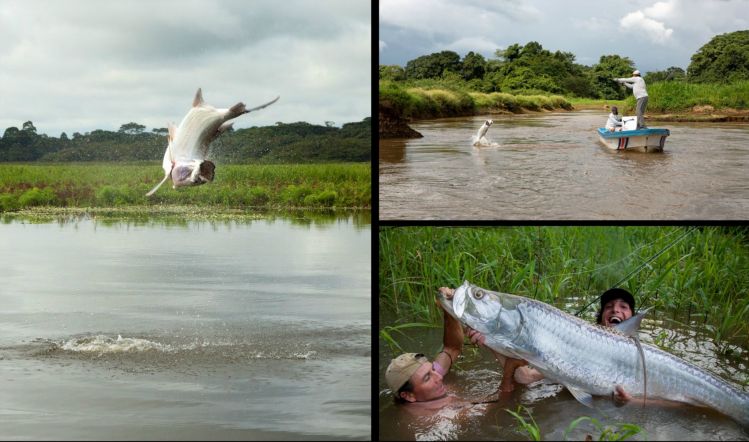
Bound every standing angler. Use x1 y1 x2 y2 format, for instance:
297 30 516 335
615 70 648 129
146 88 279 196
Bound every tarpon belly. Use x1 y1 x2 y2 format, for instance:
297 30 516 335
439 281 749 427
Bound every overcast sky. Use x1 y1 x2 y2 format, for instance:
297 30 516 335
380 0 749 74
0 0 371 137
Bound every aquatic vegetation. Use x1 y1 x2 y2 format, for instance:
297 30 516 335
0 162 370 212
379 226 749 350
505 405 542 441
563 416 645 441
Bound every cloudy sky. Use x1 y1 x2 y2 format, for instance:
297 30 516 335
380 0 749 73
0 0 371 137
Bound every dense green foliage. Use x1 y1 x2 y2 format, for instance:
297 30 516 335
688 30 749 83
380 41 637 99
380 32 749 107
0 118 371 163
379 226 749 350
0 163 370 211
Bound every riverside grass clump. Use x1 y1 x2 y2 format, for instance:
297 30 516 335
624 80 749 113
0 163 370 212
379 226 749 351
379 80 572 119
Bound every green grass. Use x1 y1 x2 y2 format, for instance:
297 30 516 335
624 80 749 112
379 80 572 119
0 162 371 212
379 226 749 350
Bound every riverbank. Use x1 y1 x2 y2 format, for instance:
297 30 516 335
379 80 749 137
0 163 371 212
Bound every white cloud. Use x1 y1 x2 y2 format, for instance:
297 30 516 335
619 10 674 44
0 0 371 136
444 37 500 57
380 40 387 51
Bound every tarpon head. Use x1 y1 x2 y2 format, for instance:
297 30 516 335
171 160 215 188
438 281 525 348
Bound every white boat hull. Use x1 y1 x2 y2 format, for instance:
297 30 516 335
597 127 670 153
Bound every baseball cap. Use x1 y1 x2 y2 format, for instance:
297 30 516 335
633 70 640 76
600 288 635 312
385 353 429 392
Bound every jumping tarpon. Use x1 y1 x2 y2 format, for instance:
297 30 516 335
146 88 279 196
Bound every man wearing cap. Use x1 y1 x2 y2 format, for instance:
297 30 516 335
615 70 649 129
385 287 480 408
468 287 636 404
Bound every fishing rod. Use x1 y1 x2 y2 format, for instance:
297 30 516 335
574 226 698 317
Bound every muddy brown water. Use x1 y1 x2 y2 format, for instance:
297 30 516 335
0 216 371 440
378 305 749 441
379 111 749 220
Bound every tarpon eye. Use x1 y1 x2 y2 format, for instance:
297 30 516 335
473 290 485 300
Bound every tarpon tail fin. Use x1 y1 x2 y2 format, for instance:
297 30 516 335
193 88 204 107
146 172 171 197
243 96 280 114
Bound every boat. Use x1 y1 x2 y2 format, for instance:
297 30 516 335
597 116 670 152
597 127 670 152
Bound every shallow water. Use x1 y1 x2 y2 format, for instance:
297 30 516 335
378 306 749 441
379 111 749 220
0 216 371 440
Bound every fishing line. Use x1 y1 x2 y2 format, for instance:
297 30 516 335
574 226 697 317
541 227 684 281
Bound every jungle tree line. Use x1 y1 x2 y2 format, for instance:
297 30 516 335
379 30 749 99
0 118 371 163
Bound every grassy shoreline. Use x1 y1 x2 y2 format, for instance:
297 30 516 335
380 80 749 122
379 226 749 352
0 162 371 212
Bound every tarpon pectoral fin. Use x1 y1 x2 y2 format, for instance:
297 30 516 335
193 88 204 107
217 122 234 133
146 172 171 196
566 385 595 408
613 307 652 336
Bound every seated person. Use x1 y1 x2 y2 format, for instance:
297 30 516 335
606 106 623 132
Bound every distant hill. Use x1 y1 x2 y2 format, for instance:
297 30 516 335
0 117 371 163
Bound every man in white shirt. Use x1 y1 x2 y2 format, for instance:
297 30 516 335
615 70 648 129
606 105 623 132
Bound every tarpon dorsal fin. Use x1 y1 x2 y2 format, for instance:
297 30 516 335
612 307 652 337
193 88 204 107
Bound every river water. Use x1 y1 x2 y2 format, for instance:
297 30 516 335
378 307 749 441
0 214 371 440
379 111 749 220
